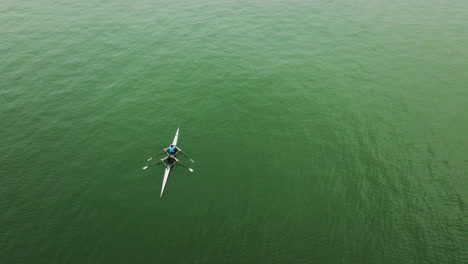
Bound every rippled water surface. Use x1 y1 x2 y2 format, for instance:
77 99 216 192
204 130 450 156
1 0 466 263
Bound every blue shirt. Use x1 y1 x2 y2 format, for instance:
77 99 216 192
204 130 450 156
168 146 176 154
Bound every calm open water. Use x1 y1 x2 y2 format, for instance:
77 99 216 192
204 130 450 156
1 0 466 263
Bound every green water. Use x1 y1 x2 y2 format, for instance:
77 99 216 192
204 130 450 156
1 1 466 263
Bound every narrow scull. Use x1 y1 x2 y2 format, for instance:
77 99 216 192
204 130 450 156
160 128 179 197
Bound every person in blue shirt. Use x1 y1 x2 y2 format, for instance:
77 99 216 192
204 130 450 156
165 144 179 155
147 145 182 162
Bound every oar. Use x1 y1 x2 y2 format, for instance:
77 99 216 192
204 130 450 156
175 158 194 172
179 151 195 163
147 149 167 161
143 163 156 170
143 158 166 169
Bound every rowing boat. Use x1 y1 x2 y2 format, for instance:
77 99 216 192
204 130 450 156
160 128 179 197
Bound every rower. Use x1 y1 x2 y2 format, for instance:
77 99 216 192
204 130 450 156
167 144 179 155
166 154 176 166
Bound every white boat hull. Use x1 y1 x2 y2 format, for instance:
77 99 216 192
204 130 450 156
160 128 179 197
